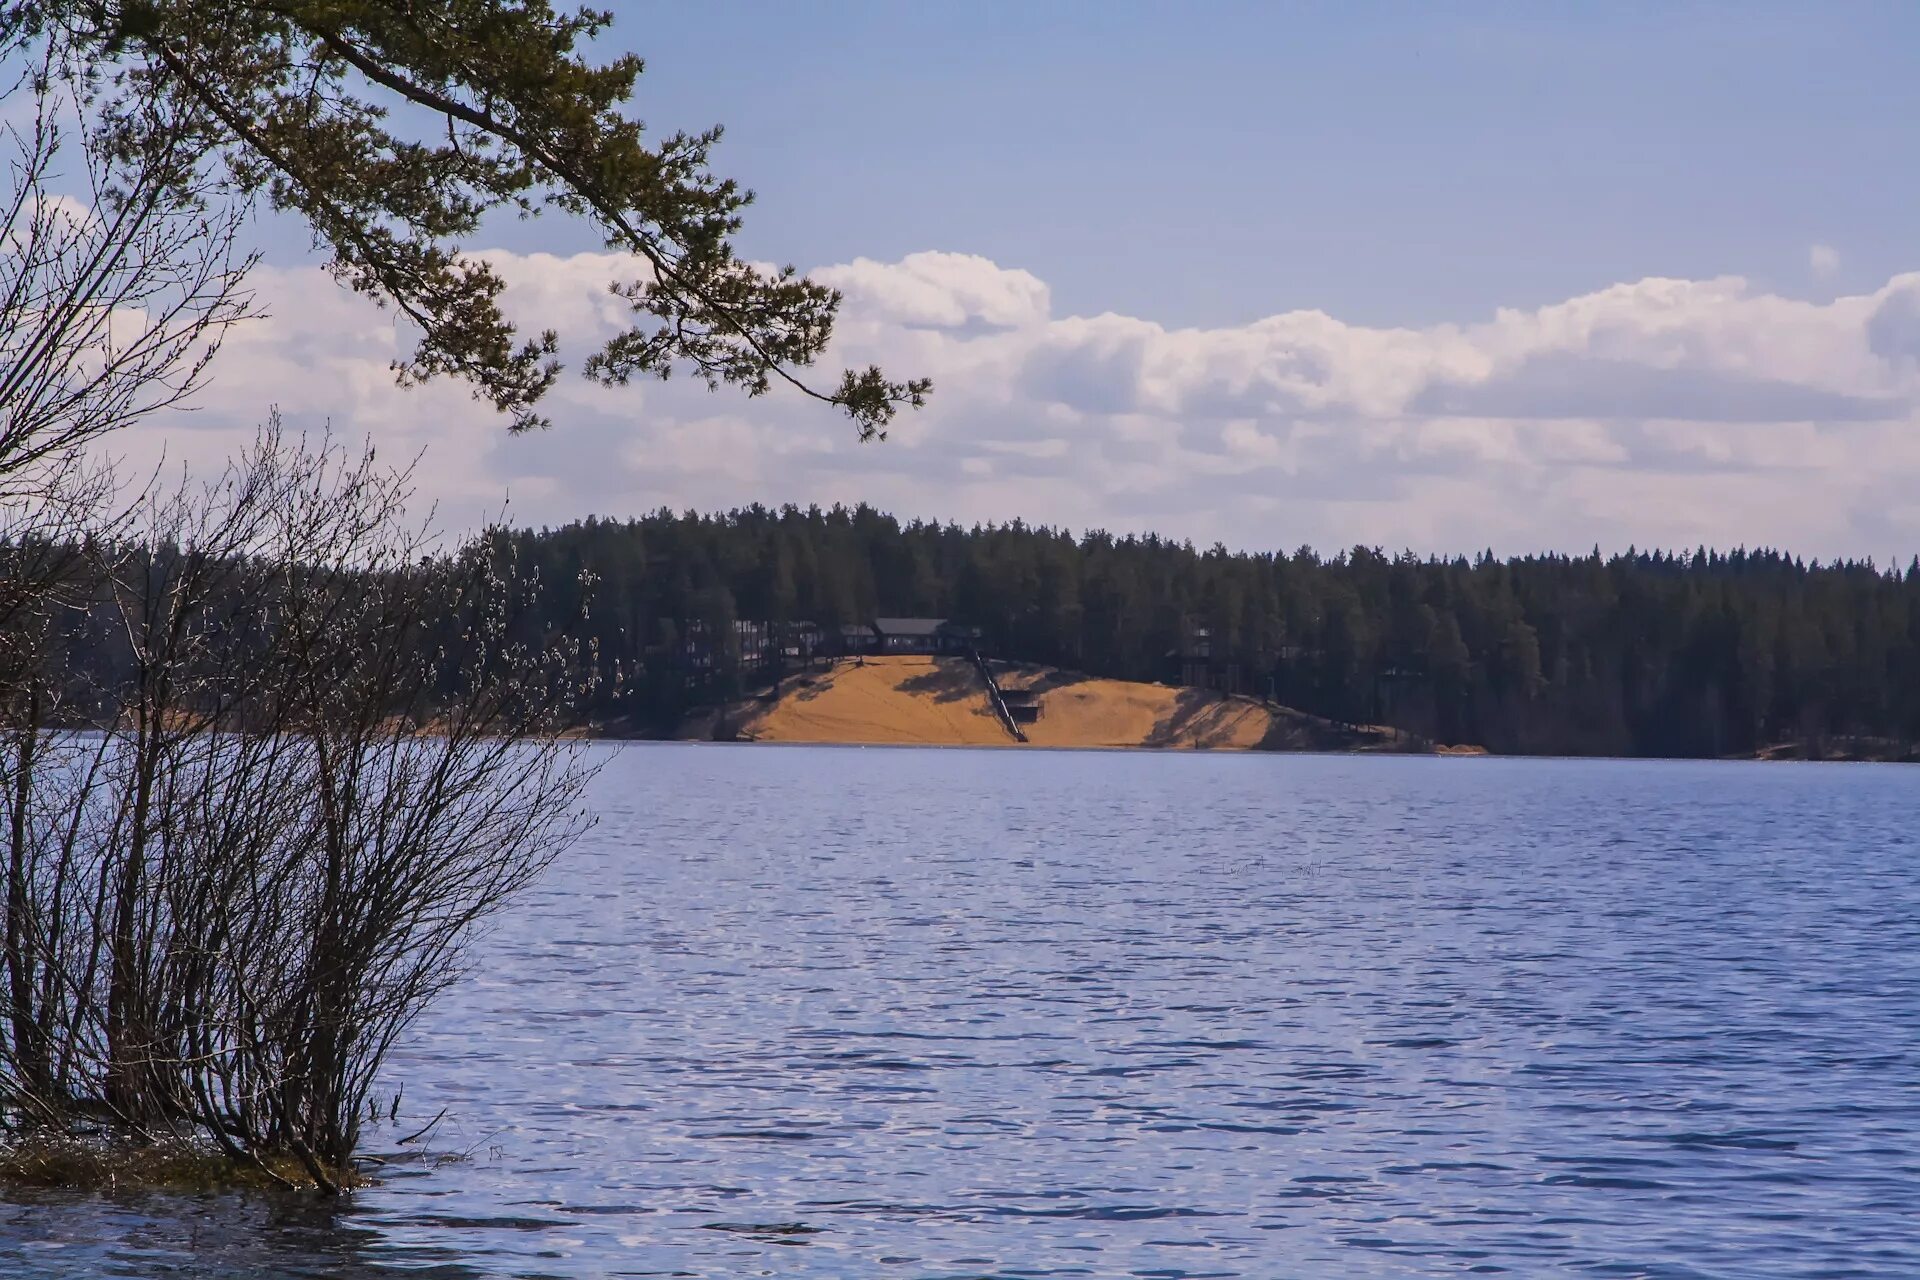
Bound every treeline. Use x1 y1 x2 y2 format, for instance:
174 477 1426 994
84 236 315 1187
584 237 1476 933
497 505 1920 758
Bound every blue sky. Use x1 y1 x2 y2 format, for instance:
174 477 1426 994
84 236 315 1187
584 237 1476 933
123 4 1920 557
437 2 1920 327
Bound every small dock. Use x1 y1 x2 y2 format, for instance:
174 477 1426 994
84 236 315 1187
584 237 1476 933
1000 686 1042 726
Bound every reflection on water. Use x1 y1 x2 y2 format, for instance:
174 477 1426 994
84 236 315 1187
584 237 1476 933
0 1181 481 1278
5 746 1918 1277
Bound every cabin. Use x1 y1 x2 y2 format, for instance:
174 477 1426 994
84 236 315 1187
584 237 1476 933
676 619 826 680
672 615 991 688
1174 620 1213 689
780 620 824 662
837 623 878 655
1171 617 1246 694
871 617 972 655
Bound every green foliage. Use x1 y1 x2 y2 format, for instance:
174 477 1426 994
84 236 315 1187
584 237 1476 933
14 1 929 435
495 508 1920 758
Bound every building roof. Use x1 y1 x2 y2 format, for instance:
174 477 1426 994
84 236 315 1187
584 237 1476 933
872 617 949 637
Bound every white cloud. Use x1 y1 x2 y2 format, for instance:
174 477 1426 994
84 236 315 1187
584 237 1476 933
813 251 1050 330
103 248 1920 560
1810 243 1841 279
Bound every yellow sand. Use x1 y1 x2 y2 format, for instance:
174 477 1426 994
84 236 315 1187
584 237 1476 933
1006 674 1277 749
739 657 1009 745
722 656 1442 752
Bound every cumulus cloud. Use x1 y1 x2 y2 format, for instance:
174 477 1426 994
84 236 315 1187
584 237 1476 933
1811 243 1841 278
813 251 1050 330
1867 275 1920 366
1409 352 1899 423
107 248 1920 560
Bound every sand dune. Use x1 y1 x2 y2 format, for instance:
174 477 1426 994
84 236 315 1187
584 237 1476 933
999 668 1275 749
736 657 1008 745
707 656 1440 753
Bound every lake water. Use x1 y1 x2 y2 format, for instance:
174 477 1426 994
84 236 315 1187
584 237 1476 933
4 745 1917 1277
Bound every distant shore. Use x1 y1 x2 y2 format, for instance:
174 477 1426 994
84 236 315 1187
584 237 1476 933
574 657 1916 762
659 656 1482 755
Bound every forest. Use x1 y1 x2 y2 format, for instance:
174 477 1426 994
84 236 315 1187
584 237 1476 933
495 504 1920 759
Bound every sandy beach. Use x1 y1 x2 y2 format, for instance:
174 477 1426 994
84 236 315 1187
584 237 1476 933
699 656 1447 752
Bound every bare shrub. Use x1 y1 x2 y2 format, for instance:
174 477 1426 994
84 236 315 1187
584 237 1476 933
0 24 597 1194
0 428 598 1190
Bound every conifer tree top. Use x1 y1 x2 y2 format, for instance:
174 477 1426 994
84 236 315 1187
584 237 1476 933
7 1 930 435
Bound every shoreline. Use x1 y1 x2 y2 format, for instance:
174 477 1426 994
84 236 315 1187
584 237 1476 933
661 656 1468 755
583 658 1914 763
599 735 1920 766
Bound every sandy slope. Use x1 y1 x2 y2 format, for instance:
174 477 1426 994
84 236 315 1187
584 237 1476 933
737 657 1009 745
1000 670 1275 749
713 656 1439 752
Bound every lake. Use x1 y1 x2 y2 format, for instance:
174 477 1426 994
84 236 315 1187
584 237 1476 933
4 745 1917 1277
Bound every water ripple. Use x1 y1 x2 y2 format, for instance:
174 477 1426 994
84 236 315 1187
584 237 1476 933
5 747 1917 1277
